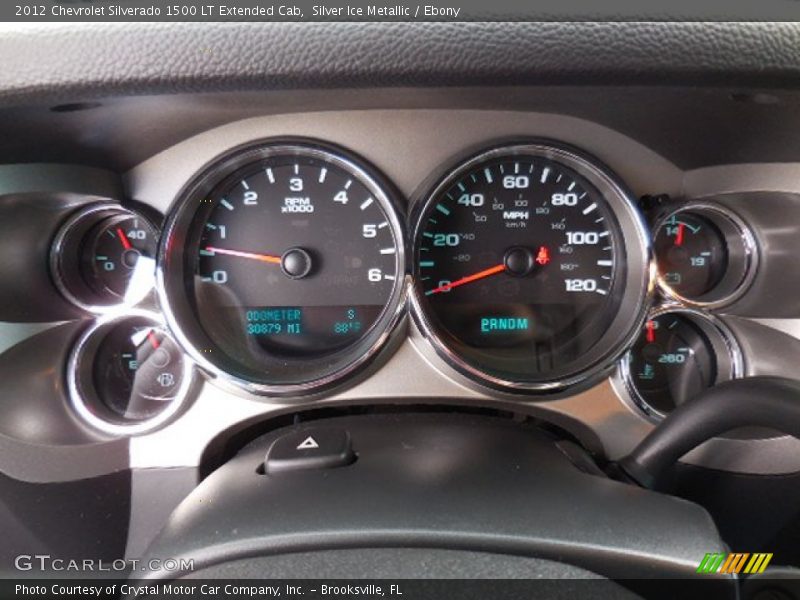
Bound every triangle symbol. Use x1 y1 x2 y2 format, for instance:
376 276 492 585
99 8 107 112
296 436 319 450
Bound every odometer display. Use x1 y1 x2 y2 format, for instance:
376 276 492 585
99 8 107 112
412 143 650 390
159 142 405 393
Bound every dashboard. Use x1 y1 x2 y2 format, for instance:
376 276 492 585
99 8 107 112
3 22 800 588
4 106 800 482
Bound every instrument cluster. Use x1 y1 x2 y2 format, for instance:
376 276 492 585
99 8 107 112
619 203 757 420
50 137 760 436
49 202 197 435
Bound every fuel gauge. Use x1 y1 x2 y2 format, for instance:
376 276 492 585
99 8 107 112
68 311 195 436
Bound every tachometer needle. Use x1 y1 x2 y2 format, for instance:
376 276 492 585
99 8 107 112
116 227 132 250
426 264 506 295
204 246 282 264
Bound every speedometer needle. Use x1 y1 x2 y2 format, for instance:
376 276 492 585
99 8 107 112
204 246 282 264
426 264 506 295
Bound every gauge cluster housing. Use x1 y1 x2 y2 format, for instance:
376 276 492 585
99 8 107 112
2 103 800 480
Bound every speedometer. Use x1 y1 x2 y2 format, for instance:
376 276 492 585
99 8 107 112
410 142 651 392
158 141 406 395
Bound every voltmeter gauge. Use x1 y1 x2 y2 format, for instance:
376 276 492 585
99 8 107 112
67 311 195 436
654 204 758 308
655 212 727 298
620 308 743 418
51 204 159 312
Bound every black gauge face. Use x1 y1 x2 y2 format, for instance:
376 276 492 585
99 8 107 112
162 143 405 390
413 147 637 386
654 213 727 299
82 214 158 300
626 314 718 415
53 206 158 311
92 318 185 422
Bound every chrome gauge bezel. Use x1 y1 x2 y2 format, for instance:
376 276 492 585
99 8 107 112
617 305 744 421
409 141 653 394
653 202 759 309
50 203 158 314
66 309 196 437
157 140 408 398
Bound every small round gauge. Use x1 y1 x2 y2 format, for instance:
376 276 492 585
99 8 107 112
620 309 742 418
158 141 406 395
410 142 650 391
52 204 159 312
68 311 195 436
654 204 757 308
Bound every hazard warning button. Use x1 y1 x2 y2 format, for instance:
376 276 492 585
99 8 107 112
264 428 355 474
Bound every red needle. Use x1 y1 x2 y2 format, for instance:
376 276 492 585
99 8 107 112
116 227 132 250
427 264 506 295
204 246 282 264
675 223 685 247
646 320 656 343
146 330 161 350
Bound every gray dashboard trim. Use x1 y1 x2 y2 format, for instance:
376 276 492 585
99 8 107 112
0 163 121 197
123 109 800 479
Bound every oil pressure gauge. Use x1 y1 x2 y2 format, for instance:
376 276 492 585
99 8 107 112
51 204 158 312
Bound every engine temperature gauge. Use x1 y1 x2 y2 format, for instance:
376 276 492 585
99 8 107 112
52 204 158 312
620 309 742 418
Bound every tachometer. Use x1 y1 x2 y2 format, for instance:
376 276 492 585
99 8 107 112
158 141 406 395
410 142 650 392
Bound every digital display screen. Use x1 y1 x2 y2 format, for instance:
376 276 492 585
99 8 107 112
246 308 304 336
480 316 530 334
223 305 381 357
